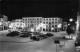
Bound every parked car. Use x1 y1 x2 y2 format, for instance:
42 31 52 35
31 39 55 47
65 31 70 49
45 33 53 37
20 32 32 38
6 31 20 37
38 34 47 38
30 36 40 41
30 32 45 41
30 32 40 41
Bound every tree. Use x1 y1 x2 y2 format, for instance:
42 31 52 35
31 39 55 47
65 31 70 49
66 25 74 38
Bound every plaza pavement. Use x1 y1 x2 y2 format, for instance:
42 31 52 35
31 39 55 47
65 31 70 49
0 30 78 52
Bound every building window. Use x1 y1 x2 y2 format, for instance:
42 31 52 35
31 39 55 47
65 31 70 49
55 25 57 27
55 18 57 20
55 21 57 23
21 21 22 22
23 22 24 23
52 22 54 24
52 25 54 27
49 22 51 24
52 19 54 20
37 21 39 23
43 22 45 24
46 22 48 24
34 21 36 23
46 19 48 20
40 18 42 20
49 19 51 20
40 21 42 23
17 21 18 22
31 21 33 23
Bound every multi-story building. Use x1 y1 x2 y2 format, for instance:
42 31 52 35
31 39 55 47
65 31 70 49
21 17 63 32
42 17 63 32
0 15 8 30
22 17 42 28
9 19 25 31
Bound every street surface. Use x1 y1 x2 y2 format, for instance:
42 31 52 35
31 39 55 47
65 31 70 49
0 30 78 52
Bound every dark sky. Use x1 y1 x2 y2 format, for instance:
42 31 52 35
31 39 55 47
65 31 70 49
0 0 79 21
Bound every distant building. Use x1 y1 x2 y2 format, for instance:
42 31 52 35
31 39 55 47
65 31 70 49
0 15 8 30
9 19 25 31
21 17 63 32
22 17 42 28
42 17 63 32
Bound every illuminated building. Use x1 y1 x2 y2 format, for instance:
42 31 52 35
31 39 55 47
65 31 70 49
42 17 63 32
9 19 25 31
22 17 42 28
22 17 62 32
0 15 8 30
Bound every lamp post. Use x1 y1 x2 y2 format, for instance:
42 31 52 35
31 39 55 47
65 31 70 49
69 18 73 22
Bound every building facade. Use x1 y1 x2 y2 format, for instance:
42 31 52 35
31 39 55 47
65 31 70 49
42 17 63 32
22 17 42 28
9 19 25 31
0 15 8 30
22 17 63 32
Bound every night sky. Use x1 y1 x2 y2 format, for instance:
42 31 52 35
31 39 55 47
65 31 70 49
0 0 79 21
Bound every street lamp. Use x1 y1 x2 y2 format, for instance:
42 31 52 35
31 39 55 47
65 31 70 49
68 23 70 25
58 23 62 28
69 18 73 22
